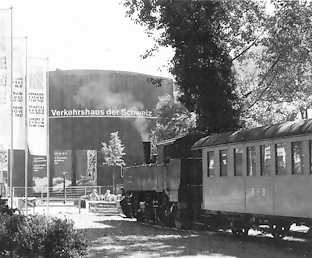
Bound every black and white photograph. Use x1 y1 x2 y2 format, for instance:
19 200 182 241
0 0 312 257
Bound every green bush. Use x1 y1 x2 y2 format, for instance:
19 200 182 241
0 213 88 257
0 212 11 255
43 217 88 258
0 196 16 216
0 196 18 256
13 215 47 257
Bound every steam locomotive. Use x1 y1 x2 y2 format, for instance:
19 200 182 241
121 119 312 238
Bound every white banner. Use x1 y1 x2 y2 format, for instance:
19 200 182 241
0 9 11 150
27 58 47 155
12 38 26 150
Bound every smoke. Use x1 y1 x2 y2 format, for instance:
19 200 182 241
73 80 151 140
73 81 143 110
133 117 150 141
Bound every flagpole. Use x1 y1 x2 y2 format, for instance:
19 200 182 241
9 6 13 208
46 58 49 215
24 37 28 214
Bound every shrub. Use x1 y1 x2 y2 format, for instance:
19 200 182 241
0 212 11 256
0 196 19 256
0 196 16 216
43 217 88 258
0 214 88 257
3 214 26 254
13 215 47 257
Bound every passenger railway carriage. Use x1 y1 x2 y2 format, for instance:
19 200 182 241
192 119 312 238
121 119 312 239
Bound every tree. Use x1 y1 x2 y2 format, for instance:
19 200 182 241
237 0 312 127
260 0 312 103
101 132 126 167
123 0 265 133
241 101 298 128
151 94 196 142
125 1 312 129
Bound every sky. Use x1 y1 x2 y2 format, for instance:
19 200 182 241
0 0 173 78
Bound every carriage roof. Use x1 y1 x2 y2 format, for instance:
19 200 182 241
192 119 312 150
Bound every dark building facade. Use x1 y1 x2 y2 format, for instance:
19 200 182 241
10 69 173 190
48 69 173 187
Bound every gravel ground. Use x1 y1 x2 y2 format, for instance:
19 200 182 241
33 206 312 258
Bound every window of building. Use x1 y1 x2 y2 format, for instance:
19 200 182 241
260 144 272 176
292 141 304 175
220 150 228 177
247 146 256 176
276 143 287 175
234 148 243 176
207 151 215 177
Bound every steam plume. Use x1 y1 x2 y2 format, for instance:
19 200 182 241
73 80 150 140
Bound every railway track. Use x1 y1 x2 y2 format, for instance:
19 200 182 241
136 219 312 242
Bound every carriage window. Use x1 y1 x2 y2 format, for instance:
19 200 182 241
220 150 228 176
247 146 256 176
276 143 287 175
234 148 243 176
260 144 272 176
207 151 215 177
292 141 304 175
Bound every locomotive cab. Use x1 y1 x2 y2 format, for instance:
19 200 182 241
122 133 203 227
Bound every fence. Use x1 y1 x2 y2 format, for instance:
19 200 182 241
4 185 121 208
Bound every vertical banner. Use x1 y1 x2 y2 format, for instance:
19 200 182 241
0 9 11 151
12 38 26 150
27 58 48 156
0 9 11 193
87 150 97 182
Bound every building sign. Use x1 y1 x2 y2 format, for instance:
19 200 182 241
32 156 47 173
53 150 71 179
50 108 157 119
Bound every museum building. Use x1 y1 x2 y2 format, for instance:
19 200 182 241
10 69 173 190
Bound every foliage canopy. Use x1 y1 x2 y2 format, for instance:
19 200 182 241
124 0 312 130
151 94 196 144
231 0 312 126
123 0 265 132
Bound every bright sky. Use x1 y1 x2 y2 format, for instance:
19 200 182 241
0 0 173 78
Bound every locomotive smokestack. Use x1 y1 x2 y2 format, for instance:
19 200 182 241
142 141 151 164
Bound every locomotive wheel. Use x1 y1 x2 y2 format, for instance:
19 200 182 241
174 217 183 229
270 224 289 239
231 227 249 237
173 208 184 229
135 209 144 222
231 220 249 238
231 228 242 237
158 208 172 226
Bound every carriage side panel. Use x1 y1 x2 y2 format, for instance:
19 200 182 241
275 175 312 218
245 176 274 215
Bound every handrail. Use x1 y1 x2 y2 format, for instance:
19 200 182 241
6 185 119 199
